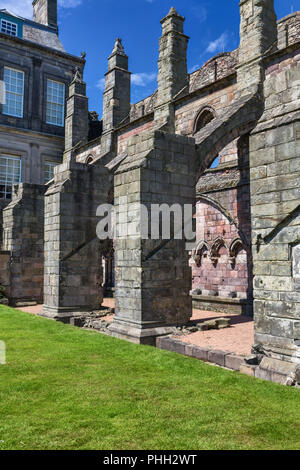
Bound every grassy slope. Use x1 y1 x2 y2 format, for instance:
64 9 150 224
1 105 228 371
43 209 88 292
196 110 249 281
0 305 299 450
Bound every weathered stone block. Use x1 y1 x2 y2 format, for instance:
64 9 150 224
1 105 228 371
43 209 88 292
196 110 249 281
208 349 228 367
225 354 245 371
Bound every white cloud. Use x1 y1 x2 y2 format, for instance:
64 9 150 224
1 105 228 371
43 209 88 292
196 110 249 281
131 72 156 87
96 72 156 92
96 78 105 91
58 0 82 7
189 64 200 74
190 5 207 24
205 32 229 54
0 0 33 18
0 0 81 19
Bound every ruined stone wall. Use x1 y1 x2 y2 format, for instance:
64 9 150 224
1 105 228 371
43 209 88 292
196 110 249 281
2 183 45 305
111 130 196 344
113 71 253 315
278 12 300 50
250 45 300 362
117 120 154 154
189 52 238 94
175 82 236 137
191 136 252 314
0 251 10 298
192 199 249 299
43 158 113 317
172 79 253 313
75 141 102 164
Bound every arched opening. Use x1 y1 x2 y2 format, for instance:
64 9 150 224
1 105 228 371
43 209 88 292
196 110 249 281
211 237 227 265
86 155 94 164
194 107 216 134
191 133 253 332
209 156 220 169
103 250 115 297
193 241 209 268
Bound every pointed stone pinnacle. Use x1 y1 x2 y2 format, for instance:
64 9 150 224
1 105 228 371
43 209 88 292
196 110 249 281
167 6 179 16
112 38 125 55
162 6 184 23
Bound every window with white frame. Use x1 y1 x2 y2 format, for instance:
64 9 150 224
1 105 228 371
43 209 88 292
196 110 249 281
46 79 65 126
0 155 21 199
1 19 17 37
44 161 57 183
3 67 24 118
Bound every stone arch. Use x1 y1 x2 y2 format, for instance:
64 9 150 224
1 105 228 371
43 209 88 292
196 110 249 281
193 240 210 267
193 106 216 135
86 155 94 164
210 237 227 265
229 238 246 266
197 195 250 249
194 90 263 177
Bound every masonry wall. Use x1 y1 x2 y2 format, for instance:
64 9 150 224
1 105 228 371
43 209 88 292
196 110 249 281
112 130 196 343
0 251 10 298
192 201 249 297
190 135 252 314
43 158 113 316
0 35 82 135
0 26 84 239
250 45 300 362
2 183 45 305
111 74 254 316
117 120 154 154
175 81 237 137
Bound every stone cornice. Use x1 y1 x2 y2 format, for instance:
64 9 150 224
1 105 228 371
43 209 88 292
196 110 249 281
0 32 84 65
0 124 64 142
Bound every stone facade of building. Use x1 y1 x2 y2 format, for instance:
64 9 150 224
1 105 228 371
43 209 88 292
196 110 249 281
0 0 85 234
1 1 300 382
0 0 86 303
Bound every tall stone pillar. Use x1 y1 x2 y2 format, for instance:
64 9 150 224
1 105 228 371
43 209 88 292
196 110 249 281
42 74 113 319
237 0 277 91
109 131 196 345
64 69 89 161
42 159 112 319
154 8 189 131
101 39 131 154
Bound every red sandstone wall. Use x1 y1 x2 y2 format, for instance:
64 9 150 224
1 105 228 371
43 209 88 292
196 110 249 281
175 83 236 137
192 199 249 299
117 120 153 154
191 134 252 302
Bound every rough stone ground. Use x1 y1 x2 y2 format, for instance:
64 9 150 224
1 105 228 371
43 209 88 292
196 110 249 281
16 299 254 356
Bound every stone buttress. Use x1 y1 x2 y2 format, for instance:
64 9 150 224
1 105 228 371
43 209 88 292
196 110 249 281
109 130 196 344
42 71 113 318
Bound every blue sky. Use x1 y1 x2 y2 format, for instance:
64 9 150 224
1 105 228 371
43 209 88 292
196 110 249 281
1 0 299 116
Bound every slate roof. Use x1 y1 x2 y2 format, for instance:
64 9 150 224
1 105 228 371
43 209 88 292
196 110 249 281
0 8 65 52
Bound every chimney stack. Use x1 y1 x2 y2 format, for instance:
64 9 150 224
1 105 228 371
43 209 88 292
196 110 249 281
32 0 58 29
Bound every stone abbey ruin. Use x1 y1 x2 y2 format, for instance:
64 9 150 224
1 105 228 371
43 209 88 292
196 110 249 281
0 0 300 384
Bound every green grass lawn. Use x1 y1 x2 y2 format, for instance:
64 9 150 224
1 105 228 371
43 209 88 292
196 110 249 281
0 305 299 450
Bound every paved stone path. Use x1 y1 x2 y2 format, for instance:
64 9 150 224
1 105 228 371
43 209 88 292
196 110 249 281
16 300 254 356
185 310 254 356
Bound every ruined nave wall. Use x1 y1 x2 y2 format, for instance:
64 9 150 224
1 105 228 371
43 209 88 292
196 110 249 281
250 44 300 363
